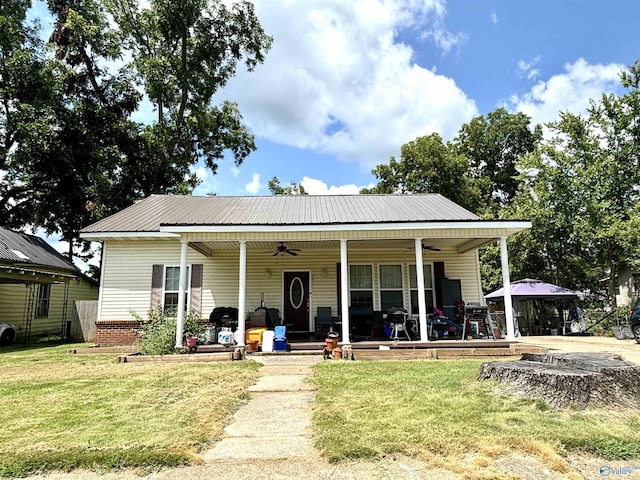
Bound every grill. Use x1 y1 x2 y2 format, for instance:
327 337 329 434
387 306 407 323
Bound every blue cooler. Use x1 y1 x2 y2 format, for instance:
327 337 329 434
273 325 288 351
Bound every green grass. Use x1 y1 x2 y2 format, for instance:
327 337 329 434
310 360 640 463
0 343 260 478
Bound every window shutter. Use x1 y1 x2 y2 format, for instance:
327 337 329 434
151 264 164 309
434 261 445 309
190 264 203 314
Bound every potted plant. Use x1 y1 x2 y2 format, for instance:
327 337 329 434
183 310 206 353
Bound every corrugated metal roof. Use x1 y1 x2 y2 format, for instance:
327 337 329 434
0 227 79 272
81 194 481 233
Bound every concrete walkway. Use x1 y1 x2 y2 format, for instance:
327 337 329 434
203 354 323 465
517 335 640 365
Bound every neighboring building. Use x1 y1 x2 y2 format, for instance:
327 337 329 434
0 227 99 341
80 194 530 346
615 266 640 307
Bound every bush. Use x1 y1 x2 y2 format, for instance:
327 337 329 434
131 306 205 355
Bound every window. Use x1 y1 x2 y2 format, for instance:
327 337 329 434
349 265 373 308
36 284 51 317
409 264 435 314
379 264 403 311
164 266 190 315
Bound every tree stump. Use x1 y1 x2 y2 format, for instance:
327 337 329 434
478 352 640 409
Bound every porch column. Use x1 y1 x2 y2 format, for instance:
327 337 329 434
340 239 350 345
175 238 189 349
414 238 429 342
237 240 247 346
500 236 516 341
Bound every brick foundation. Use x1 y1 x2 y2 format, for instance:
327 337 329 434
95 320 140 346
94 319 214 346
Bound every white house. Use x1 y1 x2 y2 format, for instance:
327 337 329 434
80 194 529 346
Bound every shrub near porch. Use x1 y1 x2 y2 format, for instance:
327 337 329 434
0 344 259 477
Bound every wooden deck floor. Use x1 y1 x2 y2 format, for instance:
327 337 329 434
194 338 547 360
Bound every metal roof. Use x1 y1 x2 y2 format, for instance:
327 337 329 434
81 194 482 233
0 227 79 272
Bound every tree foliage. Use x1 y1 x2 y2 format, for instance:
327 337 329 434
0 0 58 227
511 61 640 306
267 177 307 195
0 0 271 261
361 133 480 211
454 108 542 217
106 0 272 177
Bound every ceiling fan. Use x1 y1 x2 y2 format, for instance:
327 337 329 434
265 242 301 256
407 243 441 252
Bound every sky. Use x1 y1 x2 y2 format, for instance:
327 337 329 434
25 0 640 261
188 0 639 196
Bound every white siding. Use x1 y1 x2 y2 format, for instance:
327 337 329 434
0 284 29 328
100 240 209 321
616 267 640 307
99 240 483 329
0 278 98 336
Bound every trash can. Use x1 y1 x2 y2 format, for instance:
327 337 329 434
262 330 274 352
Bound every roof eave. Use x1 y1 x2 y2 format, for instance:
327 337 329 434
80 220 531 239
158 220 532 234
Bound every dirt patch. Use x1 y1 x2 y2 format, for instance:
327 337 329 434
23 453 640 480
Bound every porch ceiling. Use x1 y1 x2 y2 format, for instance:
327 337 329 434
189 237 495 254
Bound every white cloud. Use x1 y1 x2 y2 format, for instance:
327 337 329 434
300 176 374 195
508 59 623 128
490 11 498 24
230 166 241 177
217 0 477 170
245 173 262 194
190 166 208 182
517 55 542 80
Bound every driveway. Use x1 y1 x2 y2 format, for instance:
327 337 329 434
516 335 640 365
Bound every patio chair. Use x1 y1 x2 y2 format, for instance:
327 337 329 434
315 306 332 339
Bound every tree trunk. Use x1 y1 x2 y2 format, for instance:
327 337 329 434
479 352 640 409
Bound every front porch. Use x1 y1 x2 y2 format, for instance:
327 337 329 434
185 336 547 359
171 234 523 348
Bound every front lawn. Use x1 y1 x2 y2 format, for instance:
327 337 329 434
0 344 260 478
311 360 640 467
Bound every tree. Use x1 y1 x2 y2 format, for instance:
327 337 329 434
1 0 272 262
3 0 146 259
505 143 593 292
361 133 480 211
454 108 542 217
0 0 58 227
268 177 307 195
511 61 640 307
106 0 272 180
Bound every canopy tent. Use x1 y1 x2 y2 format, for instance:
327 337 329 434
485 278 582 300
485 279 583 335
